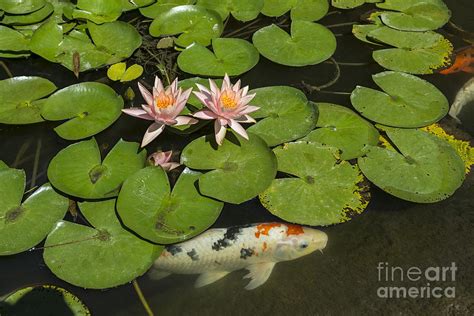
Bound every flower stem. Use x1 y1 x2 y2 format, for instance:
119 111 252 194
132 279 154 316
0 61 13 78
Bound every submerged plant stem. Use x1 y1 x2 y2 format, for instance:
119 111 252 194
13 141 31 168
0 61 13 78
132 279 154 316
301 57 341 92
326 22 357 28
30 137 42 189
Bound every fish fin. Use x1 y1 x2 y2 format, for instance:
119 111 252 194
148 269 171 281
195 271 229 288
243 262 276 290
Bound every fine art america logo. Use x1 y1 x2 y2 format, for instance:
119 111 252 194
377 262 457 299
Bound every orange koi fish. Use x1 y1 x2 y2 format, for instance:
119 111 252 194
440 45 474 75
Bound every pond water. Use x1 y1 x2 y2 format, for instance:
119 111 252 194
0 0 473 315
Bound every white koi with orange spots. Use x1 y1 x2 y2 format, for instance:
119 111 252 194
150 223 328 290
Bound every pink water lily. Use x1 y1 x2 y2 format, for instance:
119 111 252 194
192 74 259 145
149 150 180 172
122 77 197 147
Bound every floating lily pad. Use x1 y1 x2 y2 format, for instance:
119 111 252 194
0 162 68 256
29 19 63 62
107 63 143 82
301 103 379 160
351 71 449 128
149 5 223 47
177 38 259 76
368 26 453 74
181 132 277 204
0 76 57 124
352 24 384 45
73 0 123 24
247 86 317 146
0 285 91 316
117 167 223 244
139 0 196 18
0 2 53 25
252 21 336 66
331 0 380 9
0 26 30 52
376 0 450 31
0 0 46 14
260 142 369 226
42 82 124 140
47 139 146 199
122 0 155 11
87 21 142 58
43 199 162 289
358 127 465 203
262 0 330 22
196 0 263 22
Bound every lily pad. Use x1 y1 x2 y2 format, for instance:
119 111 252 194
47 138 147 199
0 162 68 256
252 21 336 66
259 142 370 226
247 86 317 146
72 0 123 24
301 103 379 160
196 0 263 22
376 0 450 31
0 26 30 52
122 0 155 11
139 0 196 18
43 199 162 289
117 167 223 244
87 21 142 58
262 0 330 22
177 38 259 76
0 285 90 316
368 26 453 74
42 82 124 140
0 0 46 14
331 0 380 9
351 71 449 128
0 76 57 124
358 127 465 203
107 63 143 82
29 19 63 62
0 2 53 25
181 132 277 204
149 5 223 47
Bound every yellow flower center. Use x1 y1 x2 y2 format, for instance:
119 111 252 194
220 90 238 109
155 93 175 109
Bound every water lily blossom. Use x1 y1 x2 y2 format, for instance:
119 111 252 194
193 74 259 145
122 77 197 147
149 150 180 172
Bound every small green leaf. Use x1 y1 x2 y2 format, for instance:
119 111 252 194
107 62 127 81
120 64 144 82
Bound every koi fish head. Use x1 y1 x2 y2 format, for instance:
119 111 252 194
273 226 328 262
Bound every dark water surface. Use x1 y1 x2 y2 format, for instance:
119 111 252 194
1 1 473 315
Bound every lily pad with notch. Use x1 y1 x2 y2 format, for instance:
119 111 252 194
181 132 277 204
247 86 317 146
43 199 162 289
0 76 57 124
196 0 263 22
177 38 259 76
117 167 223 244
252 21 336 67
301 103 379 160
259 141 370 226
139 0 196 18
0 162 68 256
358 126 465 203
72 0 123 24
0 25 30 52
351 71 449 128
262 0 329 21
42 82 124 140
47 138 147 199
0 2 53 25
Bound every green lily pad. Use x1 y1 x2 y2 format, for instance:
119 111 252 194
0 76 57 124
0 162 68 256
149 5 223 47
43 199 162 289
351 71 449 128
196 0 263 22
368 26 453 74
259 142 370 226
301 103 379 160
117 167 223 244
87 21 142 58
107 63 143 82
0 285 91 316
177 38 259 76
352 24 384 45
0 0 45 14
0 25 30 52
47 138 147 199
72 0 123 24
0 2 53 25
358 127 465 203
376 0 450 31
181 132 277 204
247 86 317 146
122 0 155 11
252 21 336 66
331 0 380 9
262 0 329 22
42 82 124 140
139 0 196 18
29 19 63 62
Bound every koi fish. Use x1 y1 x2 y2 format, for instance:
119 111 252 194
449 77 474 124
150 223 328 290
440 45 474 75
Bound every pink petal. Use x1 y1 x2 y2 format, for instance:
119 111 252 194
154 76 164 92
209 79 220 95
174 116 198 126
193 110 219 120
195 83 211 95
228 119 249 140
238 105 260 115
142 104 156 117
141 122 165 147
239 93 256 106
214 119 227 146
222 74 231 90
235 115 256 124
163 162 181 171
138 82 153 106
233 79 241 92
122 108 155 121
